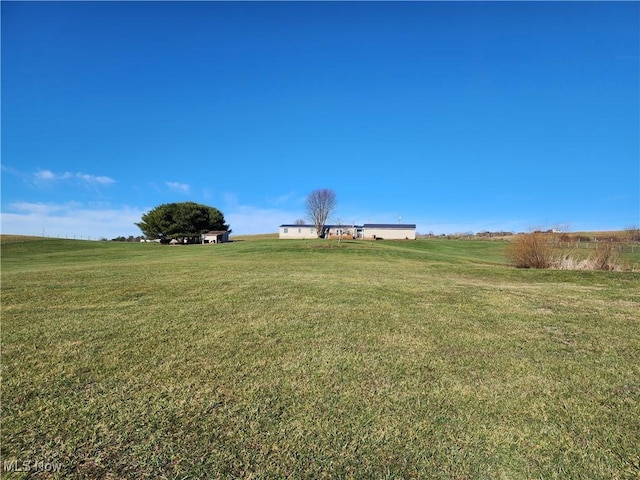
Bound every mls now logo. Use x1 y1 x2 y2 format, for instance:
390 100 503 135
3 459 63 473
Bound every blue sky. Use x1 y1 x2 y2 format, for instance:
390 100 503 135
2 1 638 238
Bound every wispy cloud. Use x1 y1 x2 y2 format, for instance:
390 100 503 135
1 199 294 237
1 202 145 239
35 169 60 181
226 205 299 235
165 182 190 194
9 201 79 215
267 191 299 206
217 193 299 234
34 169 115 187
222 192 240 208
77 173 115 186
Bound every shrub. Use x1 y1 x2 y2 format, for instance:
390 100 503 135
590 241 619 271
505 232 555 269
559 233 572 243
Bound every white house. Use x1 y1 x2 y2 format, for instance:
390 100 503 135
278 225 318 239
279 224 360 239
279 223 416 240
362 223 416 240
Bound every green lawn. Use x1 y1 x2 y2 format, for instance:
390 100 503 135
1 237 639 479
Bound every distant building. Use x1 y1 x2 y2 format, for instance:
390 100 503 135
278 223 416 240
201 231 230 244
362 223 416 240
279 225 319 239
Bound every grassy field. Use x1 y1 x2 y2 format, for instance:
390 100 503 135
1 236 639 479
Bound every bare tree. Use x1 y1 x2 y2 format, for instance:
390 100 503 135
294 218 306 225
334 218 344 242
306 188 336 238
626 225 640 242
332 218 353 243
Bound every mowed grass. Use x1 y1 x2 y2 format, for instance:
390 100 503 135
1 237 639 479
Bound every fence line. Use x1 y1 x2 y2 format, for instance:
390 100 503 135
556 242 636 253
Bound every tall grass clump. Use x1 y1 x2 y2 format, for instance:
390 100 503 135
590 240 620 271
505 232 554 268
554 240 624 271
507 233 630 271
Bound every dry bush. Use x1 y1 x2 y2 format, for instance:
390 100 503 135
590 241 619 271
554 256 602 271
508 232 625 271
505 232 555 269
554 255 581 270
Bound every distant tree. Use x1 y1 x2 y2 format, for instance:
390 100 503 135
294 218 306 225
626 225 640 242
136 202 229 243
305 188 336 238
110 235 144 242
333 218 351 242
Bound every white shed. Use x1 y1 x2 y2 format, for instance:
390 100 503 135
201 231 230 244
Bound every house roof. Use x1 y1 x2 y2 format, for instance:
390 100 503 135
363 224 416 229
279 224 360 228
279 224 416 229
203 230 229 235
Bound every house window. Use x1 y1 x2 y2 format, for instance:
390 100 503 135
284 228 288 233
298 228 301 233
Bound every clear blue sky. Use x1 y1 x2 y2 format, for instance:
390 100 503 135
2 1 638 238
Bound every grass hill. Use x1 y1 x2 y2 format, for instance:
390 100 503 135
2 236 639 478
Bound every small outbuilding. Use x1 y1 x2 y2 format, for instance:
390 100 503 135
201 231 230 244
